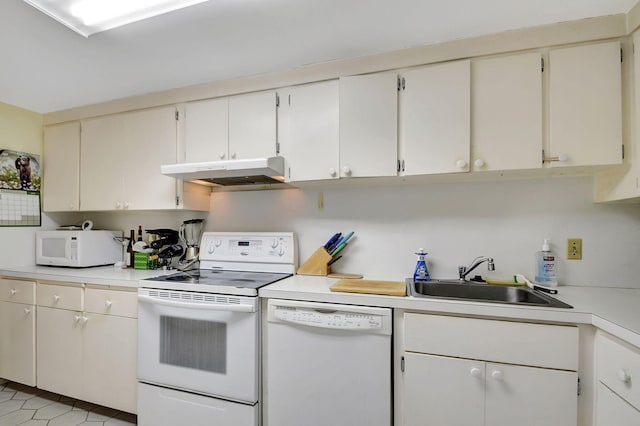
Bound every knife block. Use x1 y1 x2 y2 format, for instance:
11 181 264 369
297 247 333 276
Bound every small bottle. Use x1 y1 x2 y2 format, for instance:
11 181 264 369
137 226 143 242
127 229 135 268
413 249 431 282
535 238 558 287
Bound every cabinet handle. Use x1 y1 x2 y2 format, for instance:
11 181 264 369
491 370 504 381
219 152 226 160
342 166 352 176
53 294 60 302
329 168 337 178
617 369 631 384
474 159 485 168
105 300 113 308
24 308 31 315
543 153 569 164
470 367 482 378
10 288 16 296
456 160 468 169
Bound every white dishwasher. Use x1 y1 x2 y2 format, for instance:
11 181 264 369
265 299 392 426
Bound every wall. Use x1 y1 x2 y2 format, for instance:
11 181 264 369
201 175 640 288
0 102 61 268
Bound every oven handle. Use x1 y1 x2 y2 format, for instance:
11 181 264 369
138 295 255 313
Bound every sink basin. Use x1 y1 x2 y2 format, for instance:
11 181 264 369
407 279 572 308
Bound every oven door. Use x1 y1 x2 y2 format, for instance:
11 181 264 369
137 288 259 404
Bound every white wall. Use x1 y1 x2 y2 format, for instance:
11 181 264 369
207 176 640 287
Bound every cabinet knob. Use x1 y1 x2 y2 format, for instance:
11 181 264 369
10 288 16 296
329 168 337 178
24 308 31 315
74 315 81 323
219 152 226 159
617 369 631 384
53 294 60 302
82 316 89 324
115 201 122 209
342 166 352 176
456 160 468 169
474 159 485 168
491 370 504 381
231 153 237 159
470 367 482 378
105 300 113 308
123 201 130 209
69 203 75 210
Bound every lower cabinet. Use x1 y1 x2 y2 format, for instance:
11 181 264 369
0 278 36 386
36 282 137 414
595 331 640 425
400 313 579 426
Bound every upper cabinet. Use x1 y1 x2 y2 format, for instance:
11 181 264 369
183 90 278 162
43 121 81 212
281 80 340 182
548 41 623 168
81 106 200 211
339 73 398 178
399 60 470 175
471 52 543 172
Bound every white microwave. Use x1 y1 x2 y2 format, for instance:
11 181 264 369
36 230 123 267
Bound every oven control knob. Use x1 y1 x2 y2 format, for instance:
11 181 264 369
215 239 222 247
278 247 285 256
271 238 279 249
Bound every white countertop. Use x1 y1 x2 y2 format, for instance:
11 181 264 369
2 265 639 347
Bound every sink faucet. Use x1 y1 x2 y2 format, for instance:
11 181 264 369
458 256 495 281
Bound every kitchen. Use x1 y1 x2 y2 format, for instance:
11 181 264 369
2 0 640 425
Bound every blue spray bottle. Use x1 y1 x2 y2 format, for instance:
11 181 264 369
413 248 431 282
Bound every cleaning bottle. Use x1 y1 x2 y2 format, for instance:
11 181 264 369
535 238 558 287
413 249 431 282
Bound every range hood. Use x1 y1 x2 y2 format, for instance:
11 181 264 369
161 156 288 189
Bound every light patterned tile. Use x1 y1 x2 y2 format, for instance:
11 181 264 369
0 393 14 404
0 400 23 417
10 391 37 401
0 408 35 426
18 421 48 426
48 409 88 426
78 422 105 426
22 396 55 410
33 401 74 420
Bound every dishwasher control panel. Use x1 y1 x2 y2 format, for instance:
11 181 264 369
272 305 386 331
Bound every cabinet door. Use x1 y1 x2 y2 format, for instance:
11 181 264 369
184 98 229 162
596 382 640 426
339 73 398 178
549 41 623 167
80 113 126 210
82 313 137 413
485 362 577 426
0 301 36 386
228 90 277 160
122 106 178 210
43 122 80 212
288 80 340 181
471 52 542 171
403 352 484 426
36 306 83 398
400 60 470 175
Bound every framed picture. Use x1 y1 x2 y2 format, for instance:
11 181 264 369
0 149 41 191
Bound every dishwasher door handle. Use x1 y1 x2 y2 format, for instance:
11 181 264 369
138 295 255 312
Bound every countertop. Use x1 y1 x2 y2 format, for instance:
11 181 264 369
2 265 639 347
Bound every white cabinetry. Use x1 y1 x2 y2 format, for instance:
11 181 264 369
339 73 398 178
471 52 543 171
184 90 278 163
81 106 180 211
43 121 80 212
595 331 640 425
548 41 623 168
0 278 36 386
400 313 579 426
280 80 340 182
36 282 138 414
399 60 470 175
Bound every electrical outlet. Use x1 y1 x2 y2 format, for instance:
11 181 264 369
567 238 582 260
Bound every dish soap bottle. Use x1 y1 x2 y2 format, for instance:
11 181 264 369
413 249 431 282
535 238 558 287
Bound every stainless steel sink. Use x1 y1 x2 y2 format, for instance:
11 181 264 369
407 279 572 308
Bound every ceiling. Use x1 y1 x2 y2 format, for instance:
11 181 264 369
1 0 637 114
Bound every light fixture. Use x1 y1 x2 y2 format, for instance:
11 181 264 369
23 0 209 37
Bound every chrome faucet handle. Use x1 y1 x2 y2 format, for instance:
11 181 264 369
458 266 467 280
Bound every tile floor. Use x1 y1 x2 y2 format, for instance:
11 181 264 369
0 380 136 426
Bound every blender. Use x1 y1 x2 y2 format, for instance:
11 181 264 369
179 218 205 262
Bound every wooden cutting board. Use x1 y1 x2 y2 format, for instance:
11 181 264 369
330 279 406 296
